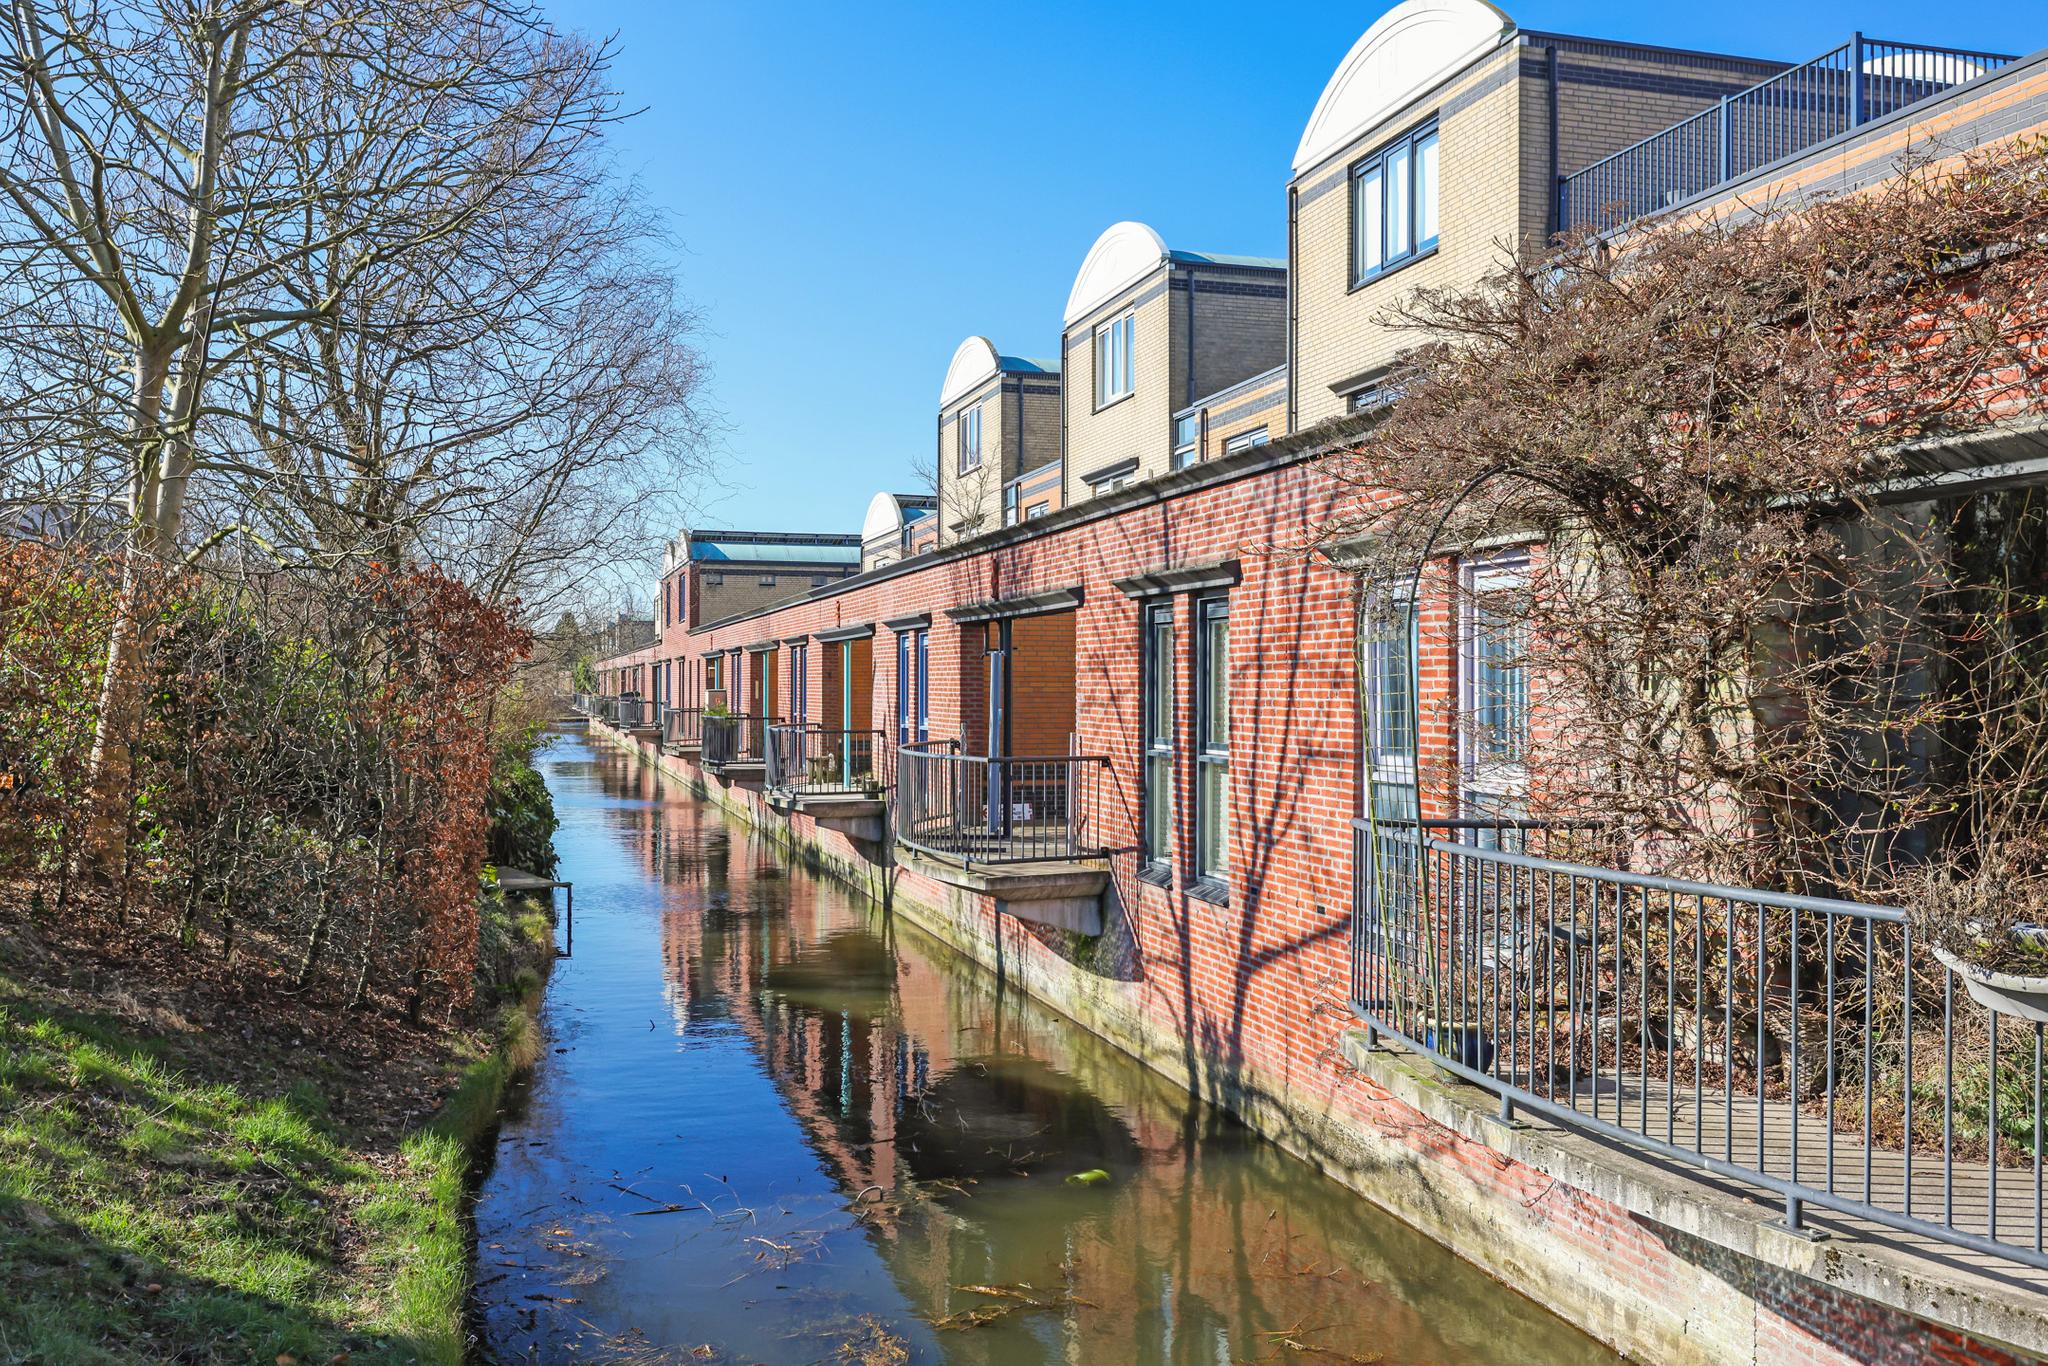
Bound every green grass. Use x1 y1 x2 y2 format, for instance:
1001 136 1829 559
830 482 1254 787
0 925 549 1364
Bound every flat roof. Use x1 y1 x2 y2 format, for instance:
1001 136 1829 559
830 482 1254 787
691 540 862 565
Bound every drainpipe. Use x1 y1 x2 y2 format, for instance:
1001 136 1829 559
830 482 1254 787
1545 43 1560 242
1285 184 1299 433
1059 328 1070 506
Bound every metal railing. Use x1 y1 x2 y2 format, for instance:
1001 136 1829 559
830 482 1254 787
615 698 654 730
663 706 701 749
1351 817 2048 1269
700 713 778 770
894 740 1108 863
765 724 890 797
1559 35 2015 232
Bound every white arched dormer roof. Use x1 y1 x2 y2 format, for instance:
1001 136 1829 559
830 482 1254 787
1063 221 1169 326
940 336 1002 408
1293 0 1513 176
862 490 907 545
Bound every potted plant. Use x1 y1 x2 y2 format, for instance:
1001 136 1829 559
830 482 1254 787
1908 840 2048 1023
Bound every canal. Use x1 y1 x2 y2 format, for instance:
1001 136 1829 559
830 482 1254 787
471 727 1613 1364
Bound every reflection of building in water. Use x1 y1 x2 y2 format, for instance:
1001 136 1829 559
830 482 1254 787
616 733 1597 1364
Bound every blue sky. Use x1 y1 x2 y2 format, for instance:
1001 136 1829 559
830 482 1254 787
562 0 2040 538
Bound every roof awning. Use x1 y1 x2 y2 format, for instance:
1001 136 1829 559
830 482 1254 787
944 586 1083 623
1112 557 1241 599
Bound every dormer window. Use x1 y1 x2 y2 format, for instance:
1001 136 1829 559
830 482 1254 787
1351 119 1439 286
957 402 983 473
1094 311 1135 408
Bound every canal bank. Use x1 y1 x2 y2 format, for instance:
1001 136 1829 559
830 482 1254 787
474 726 1614 1361
587 719 2048 1365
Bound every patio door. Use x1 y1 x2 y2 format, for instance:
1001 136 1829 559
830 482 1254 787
838 639 854 784
985 620 1011 838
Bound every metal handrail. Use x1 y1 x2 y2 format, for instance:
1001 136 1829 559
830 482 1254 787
663 706 702 748
1558 35 2015 233
893 740 1109 864
1350 817 2048 1269
701 713 779 770
765 724 890 797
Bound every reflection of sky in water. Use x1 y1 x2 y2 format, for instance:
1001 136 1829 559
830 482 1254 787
471 729 1613 1364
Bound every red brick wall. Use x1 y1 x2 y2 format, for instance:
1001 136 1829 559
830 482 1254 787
643 440 2029 1364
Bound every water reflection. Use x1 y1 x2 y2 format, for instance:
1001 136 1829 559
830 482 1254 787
473 729 1612 1365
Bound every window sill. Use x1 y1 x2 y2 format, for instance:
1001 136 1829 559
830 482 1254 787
1138 861 1173 889
1347 242 1439 295
1185 877 1230 907
1091 389 1135 416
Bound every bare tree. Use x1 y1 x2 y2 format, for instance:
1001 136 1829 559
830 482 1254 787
0 0 651 866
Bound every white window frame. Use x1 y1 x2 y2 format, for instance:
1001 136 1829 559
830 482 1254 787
1140 600 1175 869
1094 311 1135 408
1221 426 1270 455
1363 590 1418 823
1172 412 1201 470
957 402 983 473
1458 554 1530 818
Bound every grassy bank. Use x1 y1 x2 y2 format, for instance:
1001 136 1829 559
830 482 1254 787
0 895 551 1365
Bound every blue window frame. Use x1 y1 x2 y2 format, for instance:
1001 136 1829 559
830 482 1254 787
1351 119 1439 286
1194 594 1230 885
896 628 929 745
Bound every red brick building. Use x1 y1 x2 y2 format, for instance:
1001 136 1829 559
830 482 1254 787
590 8 2048 1361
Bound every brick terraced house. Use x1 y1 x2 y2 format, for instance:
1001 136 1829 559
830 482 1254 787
587 4 2048 1360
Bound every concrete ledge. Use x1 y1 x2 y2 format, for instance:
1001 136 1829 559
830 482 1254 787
1337 1028 2048 1361
792 794 886 842
903 853 1107 934
628 725 660 741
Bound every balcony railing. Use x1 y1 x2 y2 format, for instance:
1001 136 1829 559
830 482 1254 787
701 713 778 770
614 698 654 730
663 706 702 749
894 740 1108 864
1558 35 2015 233
765 724 890 797
1351 817 2048 1269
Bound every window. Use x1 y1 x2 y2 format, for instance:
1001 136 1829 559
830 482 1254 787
1351 120 1439 285
1460 557 1530 821
790 643 808 725
1172 413 1200 470
705 572 724 586
1026 501 1049 519
958 402 983 473
1141 602 1175 869
1094 311 1135 407
758 574 776 586
811 574 827 587
1348 381 1402 414
1194 595 1230 885
895 628 929 745
1003 482 1020 526
1221 426 1270 455
1364 593 1418 823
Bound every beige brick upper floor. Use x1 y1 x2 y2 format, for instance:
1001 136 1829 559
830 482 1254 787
1064 272 1178 502
1290 32 1780 430
1063 259 1284 506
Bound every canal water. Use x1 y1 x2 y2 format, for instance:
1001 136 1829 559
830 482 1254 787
472 728 1612 1364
